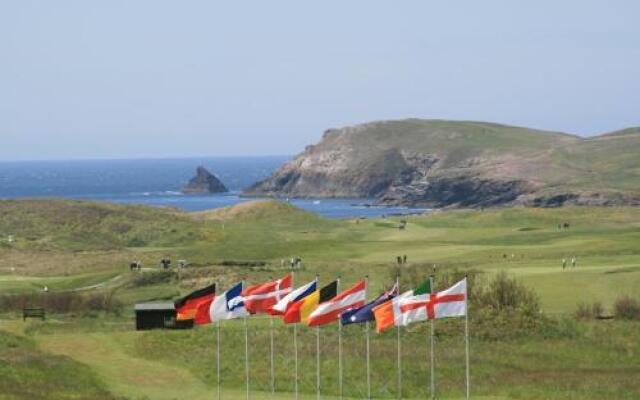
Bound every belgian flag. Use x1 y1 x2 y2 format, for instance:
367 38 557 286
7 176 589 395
283 281 337 324
174 283 216 323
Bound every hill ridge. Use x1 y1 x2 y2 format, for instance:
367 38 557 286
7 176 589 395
244 118 640 208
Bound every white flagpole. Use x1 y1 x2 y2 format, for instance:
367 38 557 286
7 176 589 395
216 319 221 400
269 276 275 397
294 323 299 400
316 325 321 400
430 275 436 400
396 274 402 400
364 276 371 400
316 274 321 400
465 274 470 400
243 281 250 400
292 272 299 400
337 277 343 400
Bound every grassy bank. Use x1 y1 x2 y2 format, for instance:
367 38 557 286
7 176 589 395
1 199 640 399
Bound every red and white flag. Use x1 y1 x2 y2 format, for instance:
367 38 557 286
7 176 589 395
307 280 366 326
398 278 467 325
242 274 293 314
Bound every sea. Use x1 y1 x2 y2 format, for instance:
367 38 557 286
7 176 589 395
0 157 428 219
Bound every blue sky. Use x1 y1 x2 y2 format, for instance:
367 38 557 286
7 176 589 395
1 1 639 160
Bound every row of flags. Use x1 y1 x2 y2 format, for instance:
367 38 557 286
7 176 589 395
174 274 467 330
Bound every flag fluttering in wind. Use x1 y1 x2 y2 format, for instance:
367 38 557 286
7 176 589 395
284 281 338 324
209 282 249 321
270 279 317 316
174 283 216 323
373 278 468 333
307 280 367 326
341 283 397 325
242 274 293 314
372 279 431 333
399 278 467 323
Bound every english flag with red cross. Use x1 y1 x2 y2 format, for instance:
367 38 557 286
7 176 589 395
398 278 467 326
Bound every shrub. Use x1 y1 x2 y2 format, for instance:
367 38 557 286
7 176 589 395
127 270 175 287
614 296 640 320
574 301 604 320
0 291 122 315
395 266 556 339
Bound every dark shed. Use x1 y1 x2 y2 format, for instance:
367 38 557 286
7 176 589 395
134 302 193 330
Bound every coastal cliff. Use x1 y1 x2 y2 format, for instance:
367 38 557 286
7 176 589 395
244 119 640 208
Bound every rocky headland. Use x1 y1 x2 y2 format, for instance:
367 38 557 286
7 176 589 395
244 119 640 208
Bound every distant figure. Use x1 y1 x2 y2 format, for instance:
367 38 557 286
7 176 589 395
557 224 562 231
563 222 570 229
43 286 48 292
403 255 407 264
571 257 576 268
160 259 171 269
178 260 188 268
503 254 507 259
562 258 567 270
397 256 402 265
129 261 142 271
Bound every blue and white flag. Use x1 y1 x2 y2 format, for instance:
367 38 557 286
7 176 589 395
341 284 397 325
209 282 250 321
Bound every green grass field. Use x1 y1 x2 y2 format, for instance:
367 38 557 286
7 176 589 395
1 199 639 399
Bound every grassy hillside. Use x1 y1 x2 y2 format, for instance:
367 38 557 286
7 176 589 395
1 199 640 399
246 119 640 206
0 199 206 251
2 200 640 311
321 119 578 165
0 328 118 399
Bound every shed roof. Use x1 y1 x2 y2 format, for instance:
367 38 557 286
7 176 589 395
134 302 175 311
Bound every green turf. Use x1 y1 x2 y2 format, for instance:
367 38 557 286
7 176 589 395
1 200 640 399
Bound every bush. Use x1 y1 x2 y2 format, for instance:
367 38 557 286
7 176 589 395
574 301 604 320
0 290 123 315
614 296 640 320
395 266 556 339
127 270 175 287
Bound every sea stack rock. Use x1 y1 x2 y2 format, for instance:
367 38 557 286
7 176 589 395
182 166 228 194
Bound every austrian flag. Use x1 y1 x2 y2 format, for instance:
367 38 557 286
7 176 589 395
242 274 292 314
307 280 367 326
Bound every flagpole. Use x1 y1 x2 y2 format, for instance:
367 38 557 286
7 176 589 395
294 323 299 400
465 274 470 400
364 275 371 400
292 272 299 400
337 277 343 400
269 276 275 397
316 274 321 400
243 282 250 400
216 319 221 400
430 274 435 400
396 274 402 400
316 325 320 400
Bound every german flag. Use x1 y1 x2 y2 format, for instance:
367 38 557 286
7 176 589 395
283 281 337 324
174 283 216 322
